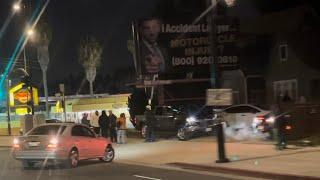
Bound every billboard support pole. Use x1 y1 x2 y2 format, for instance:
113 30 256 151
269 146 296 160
132 20 142 79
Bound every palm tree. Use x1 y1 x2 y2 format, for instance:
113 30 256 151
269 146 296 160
78 36 103 96
36 20 52 118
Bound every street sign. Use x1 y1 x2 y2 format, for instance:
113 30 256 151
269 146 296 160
206 89 233 106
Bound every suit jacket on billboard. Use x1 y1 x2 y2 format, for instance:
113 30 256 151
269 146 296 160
140 39 169 75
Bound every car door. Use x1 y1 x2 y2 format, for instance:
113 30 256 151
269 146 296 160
237 106 261 127
71 125 90 159
154 107 163 130
161 107 176 131
223 106 239 126
80 126 100 158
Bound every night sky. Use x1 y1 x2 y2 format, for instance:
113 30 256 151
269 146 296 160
0 0 159 87
0 0 316 95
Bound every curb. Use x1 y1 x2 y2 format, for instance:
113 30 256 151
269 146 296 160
167 162 320 180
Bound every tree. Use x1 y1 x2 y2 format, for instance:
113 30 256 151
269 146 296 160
78 36 103 96
36 20 52 118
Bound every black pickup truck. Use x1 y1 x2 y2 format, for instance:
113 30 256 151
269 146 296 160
134 106 187 138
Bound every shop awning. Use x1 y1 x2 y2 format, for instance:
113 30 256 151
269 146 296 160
71 94 130 112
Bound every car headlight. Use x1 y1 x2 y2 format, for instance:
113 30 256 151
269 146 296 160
186 116 196 123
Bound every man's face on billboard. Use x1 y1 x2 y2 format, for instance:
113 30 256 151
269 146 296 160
141 19 161 44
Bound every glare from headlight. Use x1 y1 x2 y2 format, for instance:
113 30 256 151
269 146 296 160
186 116 196 123
49 138 58 145
13 138 19 145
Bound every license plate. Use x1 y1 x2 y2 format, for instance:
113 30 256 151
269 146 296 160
205 128 212 132
28 142 40 147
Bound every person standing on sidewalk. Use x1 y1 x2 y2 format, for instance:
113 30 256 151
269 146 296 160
108 110 118 143
81 113 91 127
144 105 156 142
275 113 289 150
90 111 100 134
117 113 127 144
99 110 109 138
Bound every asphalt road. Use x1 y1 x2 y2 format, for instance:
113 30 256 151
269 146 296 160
0 149 234 180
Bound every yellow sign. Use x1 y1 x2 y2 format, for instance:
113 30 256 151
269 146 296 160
55 101 63 113
15 107 29 115
9 83 39 107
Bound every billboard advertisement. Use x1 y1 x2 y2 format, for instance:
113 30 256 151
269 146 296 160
137 18 210 78
136 17 239 79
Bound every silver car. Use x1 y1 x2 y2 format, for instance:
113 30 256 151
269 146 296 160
12 123 114 168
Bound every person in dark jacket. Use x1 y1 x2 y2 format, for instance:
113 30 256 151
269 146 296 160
81 113 91 127
275 112 291 150
108 110 117 143
99 110 109 138
144 105 156 142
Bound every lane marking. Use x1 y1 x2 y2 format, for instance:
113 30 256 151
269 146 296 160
133 175 162 180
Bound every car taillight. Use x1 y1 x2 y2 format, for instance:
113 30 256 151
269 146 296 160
256 116 265 121
13 138 20 148
46 138 59 149
285 125 292 130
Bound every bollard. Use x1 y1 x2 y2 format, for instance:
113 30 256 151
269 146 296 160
215 122 229 163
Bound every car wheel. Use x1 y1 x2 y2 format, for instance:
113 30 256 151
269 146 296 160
65 149 79 168
99 145 115 162
22 160 35 169
177 128 190 141
141 125 147 138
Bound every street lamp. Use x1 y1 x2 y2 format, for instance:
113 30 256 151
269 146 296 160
12 3 21 12
23 27 35 71
26 28 34 37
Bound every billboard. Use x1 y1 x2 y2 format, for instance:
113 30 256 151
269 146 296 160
137 18 210 79
136 17 239 79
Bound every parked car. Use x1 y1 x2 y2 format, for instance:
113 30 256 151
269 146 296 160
12 123 114 169
177 106 218 140
222 104 272 133
135 106 186 138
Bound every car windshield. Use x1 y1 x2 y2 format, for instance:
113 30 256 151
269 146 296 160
28 125 66 135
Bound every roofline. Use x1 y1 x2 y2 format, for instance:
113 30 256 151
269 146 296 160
39 93 131 102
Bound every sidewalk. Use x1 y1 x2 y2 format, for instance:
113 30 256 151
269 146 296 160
0 136 13 147
113 137 320 179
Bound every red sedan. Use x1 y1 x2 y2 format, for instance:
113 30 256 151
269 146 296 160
12 123 114 168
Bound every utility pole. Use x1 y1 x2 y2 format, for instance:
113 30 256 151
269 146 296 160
6 78 11 135
59 84 67 122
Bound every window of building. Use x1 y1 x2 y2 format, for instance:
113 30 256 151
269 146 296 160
279 44 288 62
273 79 298 103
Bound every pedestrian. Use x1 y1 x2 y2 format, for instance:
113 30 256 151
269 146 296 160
275 113 289 150
116 113 127 144
90 110 100 134
108 110 117 143
99 110 110 138
81 113 91 127
144 105 156 142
